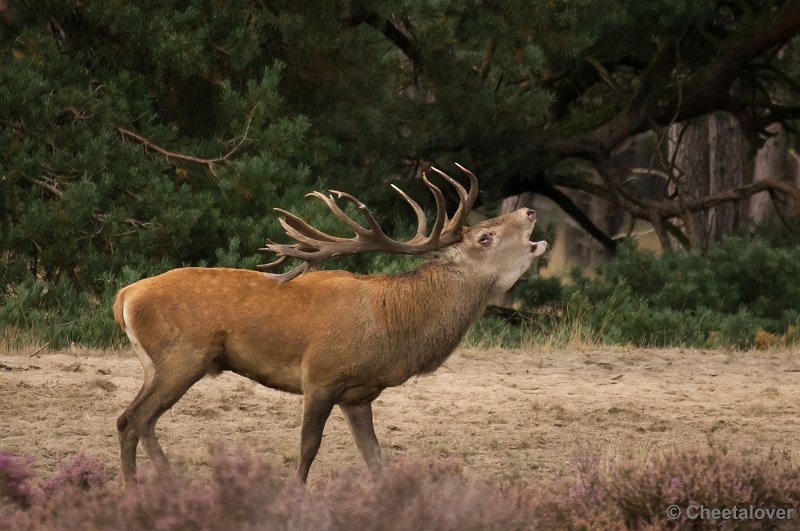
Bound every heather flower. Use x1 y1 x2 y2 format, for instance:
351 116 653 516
0 452 37 508
41 454 109 495
0 444 796 529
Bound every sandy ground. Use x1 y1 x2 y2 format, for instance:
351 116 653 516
1 345 799 484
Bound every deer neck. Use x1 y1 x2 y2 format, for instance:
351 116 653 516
373 262 494 379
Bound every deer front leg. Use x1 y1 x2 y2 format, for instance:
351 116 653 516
341 402 382 478
296 389 336 482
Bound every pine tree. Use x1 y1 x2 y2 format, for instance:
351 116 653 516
0 1 313 345
2 1 798 345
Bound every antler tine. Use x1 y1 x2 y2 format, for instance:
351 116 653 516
422 172 447 244
391 184 427 241
330 190 390 241
454 162 479 209
430 164 478 232
256 254 288 269
272 208 350 244
306 191 371 237
260 262 309 284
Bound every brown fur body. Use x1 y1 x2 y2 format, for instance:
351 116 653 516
114 208 546 485
114 264 490 398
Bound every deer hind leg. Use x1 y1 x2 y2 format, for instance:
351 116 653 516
118 323 158 487
129 359 207 482
117 387 145 487
119 339 208 485
341 402 382 478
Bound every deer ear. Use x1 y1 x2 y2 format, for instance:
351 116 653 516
423 250 441 262
424 246 461 263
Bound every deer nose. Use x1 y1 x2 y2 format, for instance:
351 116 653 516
526 209 536 221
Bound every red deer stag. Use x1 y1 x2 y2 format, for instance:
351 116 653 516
113 164 547 486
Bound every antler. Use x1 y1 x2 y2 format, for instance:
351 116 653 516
258 164 479 283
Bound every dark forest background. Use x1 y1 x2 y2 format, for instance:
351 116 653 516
2 1 800 348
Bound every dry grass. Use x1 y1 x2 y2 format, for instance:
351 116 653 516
4 344 800 528
2 344 800 486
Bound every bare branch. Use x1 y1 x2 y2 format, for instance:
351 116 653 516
538 182 617 252
544 2 800 159
27 176 64 198
656 177 800 218
346 7 420 67
114 118 251 176
585 55 621 96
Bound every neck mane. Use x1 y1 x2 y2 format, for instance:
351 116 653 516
373 262 494 376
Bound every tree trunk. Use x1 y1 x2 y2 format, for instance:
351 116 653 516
749 123 800 226
669 113 750 251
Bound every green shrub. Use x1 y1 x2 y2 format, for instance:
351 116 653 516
5 227 800 350
501 236 800 349
456 236 800 350
597 238 800 321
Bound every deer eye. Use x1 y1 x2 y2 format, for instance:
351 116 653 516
477 233 493 246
